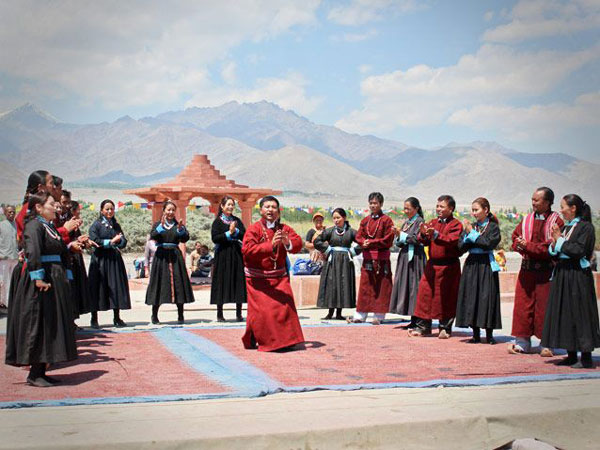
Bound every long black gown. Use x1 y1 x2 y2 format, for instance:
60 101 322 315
88 216 131 311
542 220 600 352
145 221 195 305
455 220 502 330
68 228 91 319
314 225 360 309
210 214 247 305
5 218 78 366
389 215 426 316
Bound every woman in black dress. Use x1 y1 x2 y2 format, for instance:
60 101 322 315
389 197 426 329
211 196 246 322
5 192 77 387
67 201 93 324
88 199 131 328
314 208 361 320
145 200 194 324
542 194 600 368
455 197 502 344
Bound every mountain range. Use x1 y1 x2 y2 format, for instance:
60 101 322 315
0 101 598 208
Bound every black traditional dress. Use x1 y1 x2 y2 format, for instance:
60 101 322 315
389 215 426 316
5 217 77 366
455 220 502 330
314 225 361 309
542 219 600 352
210 214 247 305
145 221 195 305
88 216 131 311
68 228 91 319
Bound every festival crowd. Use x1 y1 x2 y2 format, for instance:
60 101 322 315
2 170 599 387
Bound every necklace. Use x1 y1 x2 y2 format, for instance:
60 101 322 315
365 215 381 239
562 217 580 241
220 213 233 225
475 219 490 234
36 217 61 240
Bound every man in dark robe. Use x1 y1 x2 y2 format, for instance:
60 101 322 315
241 196 305 351
509 187 563 355
410 195 463 338
350 192 395 325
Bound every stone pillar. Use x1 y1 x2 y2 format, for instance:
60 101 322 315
238 198 255 227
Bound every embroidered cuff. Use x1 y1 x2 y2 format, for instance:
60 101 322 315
66 269 74 281
225 230 232 241
156 224 165 234
465 230 480 243
349 247 357 257
103 239 111 248
399 231 408 245
29 269 45 280
285 241 293 251
433 230 440 240
177 226 186 236
554 236 566 253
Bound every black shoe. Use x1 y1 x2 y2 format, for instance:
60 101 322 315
322 314 333 320
487 337 496 345
216 316 226 322
113 319 127 328
26 376 53 387
42 375 61 384
335 315 345 321
467 337 481 344
151 315 160 325
177 315 185 324
236 315 244 322
90 318 100 329
556 356 579 366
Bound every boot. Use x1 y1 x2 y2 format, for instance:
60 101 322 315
468 327 481 343
486 328 496 345
90 311 100 329
556 351 578 366
335 308 345 320
236 303 244 322
113 309 126 327
216 304 225 322
572 352 593 369
322 308 334 320
151 305 160 324
177 304 184 324
27 363 52 387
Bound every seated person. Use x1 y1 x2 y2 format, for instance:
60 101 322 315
190 242 213 277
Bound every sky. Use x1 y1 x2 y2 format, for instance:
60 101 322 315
1 0 599 162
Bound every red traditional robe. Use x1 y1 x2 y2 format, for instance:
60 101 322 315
241 219 304 352
355 214 395 314
511 211 564 339
414 217 463 321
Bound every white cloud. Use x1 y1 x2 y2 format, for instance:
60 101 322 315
335 44 600 133
332 29 378 42
221 61 237 85
185 72 322 116
327 0 422 26
358 64 373 74
447 92 600 140
0 0 320 108
483 0 600 43
483 11 494 22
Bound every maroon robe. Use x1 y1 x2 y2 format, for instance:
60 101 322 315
241 219 304 352
511 211 564 339
414 217 463 321
355 214 395 314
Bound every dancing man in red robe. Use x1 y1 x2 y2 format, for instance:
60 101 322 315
410 195 463 338
241 196 305 351
509 187 563 355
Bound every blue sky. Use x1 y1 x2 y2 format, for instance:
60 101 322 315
1 0 599 162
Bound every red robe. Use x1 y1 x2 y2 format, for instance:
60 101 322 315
241 219 305 352
511 212 564 339
414 217 463 321
355 214 395 314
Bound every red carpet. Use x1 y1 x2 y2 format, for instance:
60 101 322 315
191 325 597 386
0 332 229 405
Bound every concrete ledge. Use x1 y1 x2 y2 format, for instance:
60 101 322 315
2 380 598 449
291 272 600 308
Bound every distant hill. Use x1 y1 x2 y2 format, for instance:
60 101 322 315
1 102 598 208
